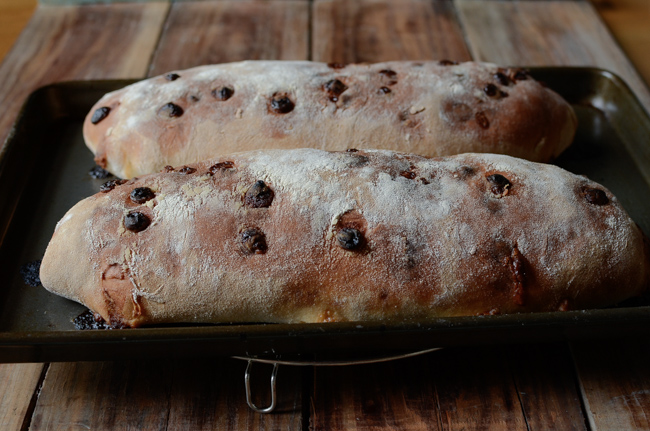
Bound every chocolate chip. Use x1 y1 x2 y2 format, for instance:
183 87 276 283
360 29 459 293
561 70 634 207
165 73 180 81
100 179 127 193
487 174 511 197
328 63 347 69
124 212 150 232
269 94 295 114
163 166 175 173
379 69 398 86
208 161 235 175
130 187 155 204
212 86 234 101
240 228 267 254
91 107 111 124
484 83 498 97
438 60 458 66
346 148 359 152
337 228 363 250
511 68 529 81
379 86 391 94
325 79 348 99
475 111 490 129
89 165 112 179
244 180 274 208
19 260 42 287
158 103 184 118
178 166 196 175
582 187 609 205
494 71 511 86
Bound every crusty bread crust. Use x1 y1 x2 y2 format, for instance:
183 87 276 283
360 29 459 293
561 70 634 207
83 61 577 179
40 149 649 327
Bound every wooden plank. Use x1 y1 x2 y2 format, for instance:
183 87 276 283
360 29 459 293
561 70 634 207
591 0 650 86
0 2 170 150
166 359 303 430
0 363 45 431
507 344 587 431
455 0 650 112
148 0 309 76
30 359 303 431
312 0 472 63
0 0 37 62
571 340 650 431
311 353 443 431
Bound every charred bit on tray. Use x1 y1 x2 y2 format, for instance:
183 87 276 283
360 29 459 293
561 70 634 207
19 260 42 287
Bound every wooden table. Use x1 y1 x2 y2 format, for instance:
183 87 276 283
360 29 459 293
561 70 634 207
1 1 650 429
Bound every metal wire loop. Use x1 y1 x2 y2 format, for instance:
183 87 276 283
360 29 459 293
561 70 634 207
244 360 279 414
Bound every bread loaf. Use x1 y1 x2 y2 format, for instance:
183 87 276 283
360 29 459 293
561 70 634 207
40 149 649 328
84 61 577 179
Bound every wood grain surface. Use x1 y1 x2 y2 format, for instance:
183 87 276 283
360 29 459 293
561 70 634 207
148 0 309 76
312 0 472 63
0 363 46 430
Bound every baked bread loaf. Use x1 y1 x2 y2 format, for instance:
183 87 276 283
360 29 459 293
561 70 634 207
83 61 577 179
40 149 648 328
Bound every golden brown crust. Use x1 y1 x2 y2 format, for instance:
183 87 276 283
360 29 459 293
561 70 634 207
83 61 577 178
40 149 649 327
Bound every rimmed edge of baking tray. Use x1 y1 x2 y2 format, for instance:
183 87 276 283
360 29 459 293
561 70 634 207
1 67 649 363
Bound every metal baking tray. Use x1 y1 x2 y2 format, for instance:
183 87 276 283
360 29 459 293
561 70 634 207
1 68 649 363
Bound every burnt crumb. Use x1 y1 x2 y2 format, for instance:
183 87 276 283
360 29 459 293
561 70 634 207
581 187 609 205
379 86 391 94
212 86 234 101
379 69 398 86
165 73 180 81
124 211 151 232
89 165 112 179
337 228 363 250
20 260 41 286
240 228 267 254
438 60 458 66
494 71 511 86
100 179 127 193
327 63 347 69
244 180 274 208
208 161 235 175
269 93 295 114
158 102 184 118
74 310 111 330
475 111 490 129
163 166 175 173
325 79 348 102
130 187 155 204
91 107 111 124
487 174 511 197
178 166 197 175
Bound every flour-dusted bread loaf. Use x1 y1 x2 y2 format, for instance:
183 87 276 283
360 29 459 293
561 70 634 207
40 149 648 328
84 61 577 179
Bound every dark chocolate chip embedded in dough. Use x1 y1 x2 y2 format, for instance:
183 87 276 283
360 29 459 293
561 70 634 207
130 187 155 204
379 69 398 86
494 71 511 86
165 73 180 81
208 161 235 175
91 107 111 124
439 60 458 66
158 103 184 118
346 148 359 153
124 212 151 232
511 69 529 81
163 166 175 173
244 180 274 208
325 79 348 97
100 179 127 193
337 228 363 250
582 187 609 205
179 166 197 175
327 63 347 69
269 94 295 114
487 174 511 196
240 228 267 254
475 111 490 129
212 86 234 101
484 83 498 97
379 86 391 94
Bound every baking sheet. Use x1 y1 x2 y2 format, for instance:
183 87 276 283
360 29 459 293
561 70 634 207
1 68 649 363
